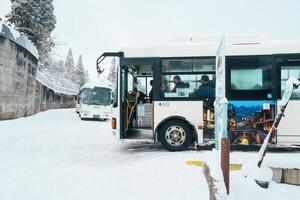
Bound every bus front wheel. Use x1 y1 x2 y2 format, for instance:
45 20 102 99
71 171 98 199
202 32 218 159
159 120 192 151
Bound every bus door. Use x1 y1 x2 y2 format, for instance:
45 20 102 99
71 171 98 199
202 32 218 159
276 61 300 145
120 58 159 139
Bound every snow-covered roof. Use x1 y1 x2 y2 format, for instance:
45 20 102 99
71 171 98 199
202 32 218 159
0 20 38 58
120 35 300 58
36 69 79 95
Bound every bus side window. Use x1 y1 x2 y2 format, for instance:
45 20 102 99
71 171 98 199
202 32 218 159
281 66 300 99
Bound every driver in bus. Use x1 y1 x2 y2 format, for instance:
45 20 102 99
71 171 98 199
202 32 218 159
171 75 189 92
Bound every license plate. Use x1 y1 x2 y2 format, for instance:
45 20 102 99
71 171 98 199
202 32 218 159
93 115 100 119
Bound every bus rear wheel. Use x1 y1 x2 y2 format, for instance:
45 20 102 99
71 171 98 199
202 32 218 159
159 120 192 151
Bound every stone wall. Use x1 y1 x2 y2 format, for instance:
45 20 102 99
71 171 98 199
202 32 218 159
0 35 76 120
0 35 39 119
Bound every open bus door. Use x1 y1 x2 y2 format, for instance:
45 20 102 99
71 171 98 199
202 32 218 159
119 58 160 140
96 52 124 136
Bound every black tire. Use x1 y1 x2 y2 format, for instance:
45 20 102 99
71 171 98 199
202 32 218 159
158 119 193 151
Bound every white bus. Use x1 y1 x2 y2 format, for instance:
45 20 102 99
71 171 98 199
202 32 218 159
78 83 112 120
97 36 300 151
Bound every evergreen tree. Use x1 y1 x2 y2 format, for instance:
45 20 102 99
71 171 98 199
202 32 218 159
64 48 74 79
74 55 86 87
6 0 56 58
58 60 65 73
84 70 90 83
107 57 117 83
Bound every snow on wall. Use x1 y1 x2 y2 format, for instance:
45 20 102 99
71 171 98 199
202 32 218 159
0 20 79 96
0 20 38 58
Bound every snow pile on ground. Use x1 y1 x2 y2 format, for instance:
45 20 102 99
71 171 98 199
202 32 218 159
36 68 79 95
198 149 300 200
0 19 38 58
203 149 229 199
229 152 300 200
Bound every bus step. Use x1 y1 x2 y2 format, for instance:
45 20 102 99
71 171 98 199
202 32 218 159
127 128 154 139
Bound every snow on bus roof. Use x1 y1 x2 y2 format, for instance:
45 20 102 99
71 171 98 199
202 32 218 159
120 43 218 58
120 35 300 58
81 81 111 91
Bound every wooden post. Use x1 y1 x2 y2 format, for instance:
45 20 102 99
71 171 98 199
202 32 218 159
221 138 230 194
257 105 286 167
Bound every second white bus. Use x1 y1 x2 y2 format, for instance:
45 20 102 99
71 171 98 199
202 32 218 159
78 83 112 120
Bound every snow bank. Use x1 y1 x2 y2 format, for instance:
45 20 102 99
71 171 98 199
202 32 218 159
203 149 229 200
0 19 38 58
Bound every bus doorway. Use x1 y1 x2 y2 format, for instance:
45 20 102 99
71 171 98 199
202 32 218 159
120 58 159 140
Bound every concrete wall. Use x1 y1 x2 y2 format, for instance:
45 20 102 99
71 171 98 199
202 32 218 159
0 35 75 120
0 35 39 119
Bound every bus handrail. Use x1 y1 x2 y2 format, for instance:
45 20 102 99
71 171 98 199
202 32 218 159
96 52 124 75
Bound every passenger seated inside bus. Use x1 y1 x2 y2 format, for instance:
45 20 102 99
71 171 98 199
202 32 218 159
133 87 147 103
190 75 215 98
171 75 190 92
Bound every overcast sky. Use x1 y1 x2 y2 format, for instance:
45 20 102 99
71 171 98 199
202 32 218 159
1 0 300 81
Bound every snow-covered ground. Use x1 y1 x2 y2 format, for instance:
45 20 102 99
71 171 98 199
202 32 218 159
0 109 300 200
0 109 208 200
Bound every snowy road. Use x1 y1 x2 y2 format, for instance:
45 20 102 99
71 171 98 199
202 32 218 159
1 109 300 200
0 109 208 200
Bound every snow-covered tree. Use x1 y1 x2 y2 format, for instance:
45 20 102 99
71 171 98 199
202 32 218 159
74 55 86 87
64 48 74 79
57 60 65 73
6 0 56 58
107 57 117 83
84 70 90 83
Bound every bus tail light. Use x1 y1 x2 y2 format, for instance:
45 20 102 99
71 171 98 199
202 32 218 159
112 118 116 129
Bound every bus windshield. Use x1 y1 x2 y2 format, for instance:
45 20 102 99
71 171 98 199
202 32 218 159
81 87 111 106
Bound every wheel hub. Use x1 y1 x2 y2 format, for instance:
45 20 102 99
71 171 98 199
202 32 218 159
165 125 186 146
